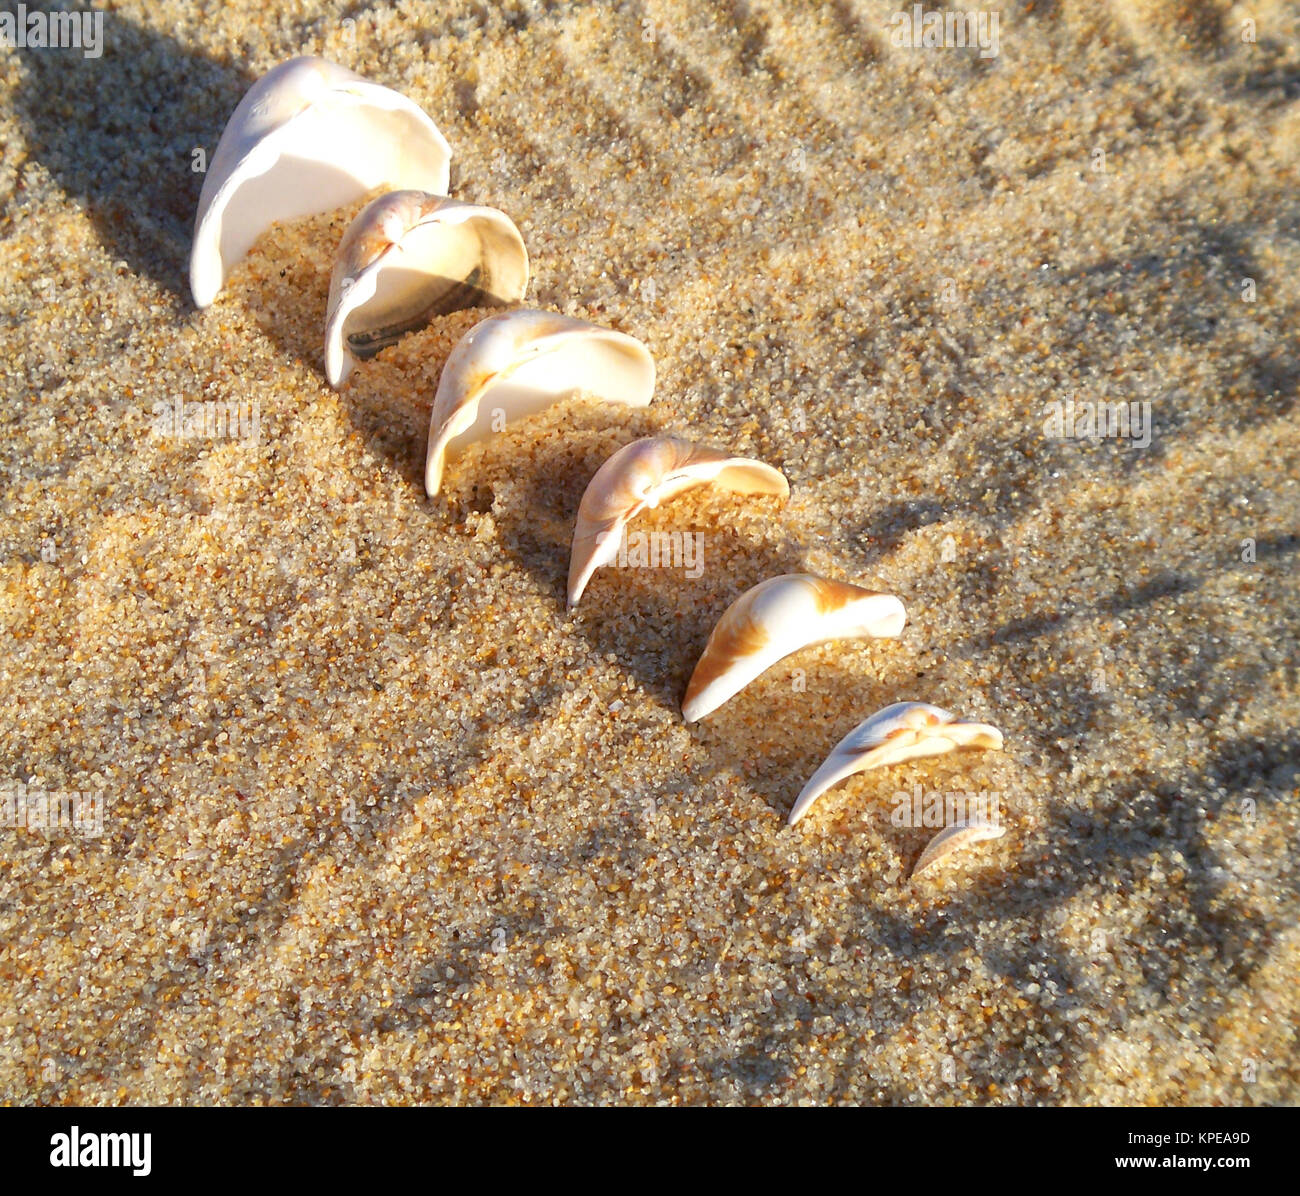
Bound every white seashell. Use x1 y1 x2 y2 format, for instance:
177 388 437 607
911 819 1006 879
425 309 655 498
323 191 528 387
681 574 906 723
567 437 788 610
191 56 451 309
787 701 1004 825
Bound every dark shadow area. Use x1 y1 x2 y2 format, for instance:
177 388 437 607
727 0 773 75
12 10 252 300
1053 214 1299 439
1230 37 1300 102
828 0 883 71
987 570 1198 649
1245 340 1300 425
1253 532 1300 562
1202 733 1300 801
344 272 509 361
848 498 946 564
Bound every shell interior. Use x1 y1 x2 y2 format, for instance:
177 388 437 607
344 217 524 359
191 58 451 309
448 335 654 453
713 461 791 496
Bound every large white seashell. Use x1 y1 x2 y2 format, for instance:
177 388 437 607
567 437 788 610
681 574 906 723
425 309 655 498
787 701 1004 825
191 56 452 309
324 191 528 387
911 819 1006 879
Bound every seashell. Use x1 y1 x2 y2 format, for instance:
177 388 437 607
191 56 451 309
324 191 528 387
681 575 906 723
567 437 789 610
787 701 1003 825
425 309 655 498
910 819 1006 879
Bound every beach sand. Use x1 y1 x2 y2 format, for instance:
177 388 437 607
1 0 1297 1104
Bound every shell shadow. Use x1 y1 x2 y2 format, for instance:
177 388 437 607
11 15 251 300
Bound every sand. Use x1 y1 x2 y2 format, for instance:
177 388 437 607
1 0 1297 1105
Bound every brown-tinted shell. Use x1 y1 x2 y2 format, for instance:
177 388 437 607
681 575 906 722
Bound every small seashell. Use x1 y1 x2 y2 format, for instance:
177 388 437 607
681 574 906 723
567 437 789 609
787 701 1003 825
910 819 1006 879
191 56 451 309
324 190 528 387
425 309 655 498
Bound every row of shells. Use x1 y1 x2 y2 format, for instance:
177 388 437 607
190 56 1007 876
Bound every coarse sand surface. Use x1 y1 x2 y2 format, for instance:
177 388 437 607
1 1 1297 1104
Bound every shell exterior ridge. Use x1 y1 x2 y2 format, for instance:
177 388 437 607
567 437 788 608
911 819 1006 879
787 702 1003 825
